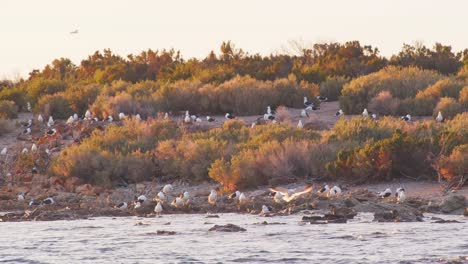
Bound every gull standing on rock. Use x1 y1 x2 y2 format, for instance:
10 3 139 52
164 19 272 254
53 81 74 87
163 184 173 194
208 190 217 205
155 202 163 215
182 191 190 205
115 202 128 209
261 205 271 215
328 186 342 197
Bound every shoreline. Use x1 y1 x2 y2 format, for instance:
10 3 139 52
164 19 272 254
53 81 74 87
1 181 466 223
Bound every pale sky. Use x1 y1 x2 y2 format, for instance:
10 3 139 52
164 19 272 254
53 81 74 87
1 0 467 79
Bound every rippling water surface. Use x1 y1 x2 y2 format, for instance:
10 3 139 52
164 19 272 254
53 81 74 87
0 213 466 264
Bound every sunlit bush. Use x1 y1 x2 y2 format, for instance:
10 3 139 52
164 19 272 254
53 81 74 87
433 97 462 120
459 86 468 109
340 66 442 114
436 144 467 184
27 78 67 105
417 78 465 100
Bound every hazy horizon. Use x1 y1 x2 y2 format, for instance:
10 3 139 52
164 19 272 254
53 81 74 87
2 0 468 79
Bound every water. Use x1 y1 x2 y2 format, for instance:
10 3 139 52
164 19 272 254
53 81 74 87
0 213 466 264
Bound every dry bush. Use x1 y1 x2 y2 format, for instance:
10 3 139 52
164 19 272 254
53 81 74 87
340 66 442 114
417 78 465 100
275 106 290 122
0 119 14 135
302 114 329 130
0 100 18 119
35 93 74 119
368 91 400 115
65 84 100 116
0 87 27 111
436 144 467 184
319 76 349 101
433 97 462 120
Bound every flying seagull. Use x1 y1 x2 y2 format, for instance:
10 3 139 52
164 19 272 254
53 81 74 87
70 29 79 34
269 185 314 203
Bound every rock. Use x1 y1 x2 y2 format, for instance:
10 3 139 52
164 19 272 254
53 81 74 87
209 224 246 232
433 219 462 224
205 214 220 218
146 230 176 236
373 209 424 223
464 208 468 217
330 206 357 219
439 194 466 213
302 214 349 224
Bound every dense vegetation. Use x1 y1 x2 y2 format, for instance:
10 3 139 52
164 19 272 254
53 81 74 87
1 41 467 190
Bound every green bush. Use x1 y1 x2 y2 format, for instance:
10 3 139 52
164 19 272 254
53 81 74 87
35 93 74 119
27 78 67 105
398 96 437 116
0 87 27 111
0 100 18 119
319 76 349 101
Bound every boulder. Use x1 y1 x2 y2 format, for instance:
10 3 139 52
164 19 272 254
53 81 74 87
209 224 246 232
439 194 466 213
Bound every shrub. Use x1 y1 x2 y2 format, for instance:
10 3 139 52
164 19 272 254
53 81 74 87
398 96 437 116
340 66 442 114
0 87 27 111
275 106 290 122
433 97 462 120
319 76 349 101
0 119 14 135
417 78 465 100
66 84 100 116
437 113 468 155
27 78 67 105
0 100 18 119
436 144 467 184
156 138 233 182
459 86 468 109
368 91 400 115
35 93 74 119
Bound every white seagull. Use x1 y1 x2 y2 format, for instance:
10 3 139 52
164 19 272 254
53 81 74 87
362 108 369 117
42 197 54 205
328 186 342 197
115 202 128 209
38 114 44 123
436 111 444 123
317 184 330 194
269 185 314 203
163 184 173 194
261 205 271 215
378 188 392 198
335 109 344 117
208 189 217 205
31 144 38 152
0 148 7 155
225 113 235 120
297 120 304 128
154 202 163 215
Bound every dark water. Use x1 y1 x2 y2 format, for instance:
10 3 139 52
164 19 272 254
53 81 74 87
0 213 466 264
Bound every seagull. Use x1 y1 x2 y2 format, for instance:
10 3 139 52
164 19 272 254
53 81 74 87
401 114 411 121
228 191 241 200
251 122 256 128
362 108 369 117
195 117 202 123
118 113 126 120
73 113 79 121
171 197 184 208
371 113 377 120
135 114 142 121
45 148 51 155
297 120 304 128
134 202 142 209
316 96 328 102
154 202 163 215
0 148 7 155
335 109 344 117
31 166 38 174
328 186 342 197
225 113 235 120
115 202 128 209
107 115 113 122
47 116 54 127
38 114 44 123
29 199 41 206
182 191 190 205
66 116 74 124
31 144 38 152
267 106 275 116
269 185 314 203
23 128 31 135
260 205 271 215
21 148 28 154
156 191 167 202
137 195 147 203
436 111 444 123
238 193 247 204
208 189 217 205
85 110 92 120
184 111 191 123
27 102 32 112
164 112 169 119
46 129 57 136
163 184 173 194
304 97 313 108
17 193 25 201
300 109 309 117
317 184 330 194
70 29 79 34
378 188 392 198
397 189 406 203
42 197 54 205
207 116 215 122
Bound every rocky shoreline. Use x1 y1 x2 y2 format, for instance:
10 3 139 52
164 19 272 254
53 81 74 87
1 183 466 223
